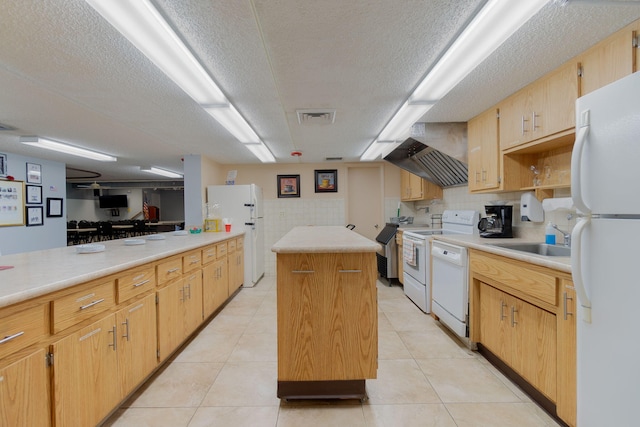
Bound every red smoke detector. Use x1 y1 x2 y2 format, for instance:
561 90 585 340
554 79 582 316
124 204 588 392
291 151 302 157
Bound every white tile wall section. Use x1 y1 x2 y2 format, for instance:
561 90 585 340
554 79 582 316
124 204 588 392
263 198 345 276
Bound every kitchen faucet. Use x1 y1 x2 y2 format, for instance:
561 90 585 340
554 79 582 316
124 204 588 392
551 223 571 247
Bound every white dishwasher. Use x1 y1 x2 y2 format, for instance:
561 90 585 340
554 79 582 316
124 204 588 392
431 240 469 338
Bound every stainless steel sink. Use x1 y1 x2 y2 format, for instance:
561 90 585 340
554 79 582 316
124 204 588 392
488 242 571 257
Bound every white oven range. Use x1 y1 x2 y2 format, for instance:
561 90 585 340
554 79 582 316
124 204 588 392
401 210 479 313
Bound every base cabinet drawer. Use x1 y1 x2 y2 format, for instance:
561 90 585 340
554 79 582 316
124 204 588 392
117 267 156 303
52 280 115 334
0 304 49 360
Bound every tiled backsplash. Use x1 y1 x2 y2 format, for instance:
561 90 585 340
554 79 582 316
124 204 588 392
386 187 576 241
263 198 345 275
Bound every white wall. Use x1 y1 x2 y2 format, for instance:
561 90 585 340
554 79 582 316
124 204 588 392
0 152 66 255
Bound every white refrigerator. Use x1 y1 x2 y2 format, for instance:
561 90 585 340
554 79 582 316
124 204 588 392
207 184 265 287
571 71 640 427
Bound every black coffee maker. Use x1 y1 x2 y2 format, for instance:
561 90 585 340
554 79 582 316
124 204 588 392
478 205 513 238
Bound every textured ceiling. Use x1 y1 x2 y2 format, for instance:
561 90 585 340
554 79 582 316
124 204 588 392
0 0 639 181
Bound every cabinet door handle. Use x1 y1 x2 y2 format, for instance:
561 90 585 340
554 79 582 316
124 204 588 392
122 319 130 341
511 306 518 327
481 169 487 183
475 171 480 183
167 268 180 273
563 292 574 320
109 325 117 351
79 298 105 310
133 279 150 288
292 270 314 274
500 301 506 321
190 260 199 265
521 115 529 135
184 284 191 299
179 287 184 302
0 331 24 345
339 270 362 273
532 111 539 131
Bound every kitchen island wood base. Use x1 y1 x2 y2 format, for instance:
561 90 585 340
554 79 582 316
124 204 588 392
272 226 379 402
277 380 367 401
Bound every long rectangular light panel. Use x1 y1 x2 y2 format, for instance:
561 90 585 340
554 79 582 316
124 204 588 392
20 136 117 162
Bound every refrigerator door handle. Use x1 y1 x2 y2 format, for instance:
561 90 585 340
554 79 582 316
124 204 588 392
571 123 591 215
571 217 592 323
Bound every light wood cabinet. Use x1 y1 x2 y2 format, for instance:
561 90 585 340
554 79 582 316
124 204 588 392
578 25 636 96
116 294 157 397
228 238 244 294
468 107 500 192
0 348 50 427
500 62 578 152
556 279 577 427
51 313 120 427
470 249 574 425
400 170 443 201
1 234 244 427
277 252 377 382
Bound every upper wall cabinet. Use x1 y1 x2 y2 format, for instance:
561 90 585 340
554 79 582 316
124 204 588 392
499 61 579 152
400 169 443 201
468 107 500 193
578 24 637 96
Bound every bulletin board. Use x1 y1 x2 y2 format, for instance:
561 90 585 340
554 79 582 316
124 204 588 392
0 180 25 226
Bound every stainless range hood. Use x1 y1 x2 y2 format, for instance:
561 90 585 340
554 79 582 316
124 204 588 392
383 123 468 188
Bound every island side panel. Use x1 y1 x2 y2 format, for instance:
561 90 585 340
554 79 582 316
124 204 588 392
277 252 377 382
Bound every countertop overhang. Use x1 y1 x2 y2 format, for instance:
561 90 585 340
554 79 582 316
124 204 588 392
271 226 379 253
0 230 245 308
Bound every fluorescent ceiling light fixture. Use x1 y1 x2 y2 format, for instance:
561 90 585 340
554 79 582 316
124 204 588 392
86 0 274 162
20 136 117 162
203 104 261 143
364 0 548 159
411 0 549 102
140 166 183 178
243 142 276 163
360 140 398 162
85 0 226 105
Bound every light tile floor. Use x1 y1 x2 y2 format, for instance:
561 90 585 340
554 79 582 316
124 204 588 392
103 276 562 427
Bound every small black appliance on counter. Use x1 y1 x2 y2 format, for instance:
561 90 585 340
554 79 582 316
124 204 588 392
478 205 513 238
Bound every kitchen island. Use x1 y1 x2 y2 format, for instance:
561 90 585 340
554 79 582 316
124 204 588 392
272 226 379 400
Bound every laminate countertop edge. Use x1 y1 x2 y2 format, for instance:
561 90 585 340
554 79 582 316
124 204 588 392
272 226 379 253
432 234 572 274
0 230 245 308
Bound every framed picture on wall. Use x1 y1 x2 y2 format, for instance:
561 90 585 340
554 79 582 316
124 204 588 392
0 153 7 177
314 169 337 193
277 175 300 198
0 180 25 226
26 206 43 226
26 185 42 204
46 197 63 217
26 162 42 184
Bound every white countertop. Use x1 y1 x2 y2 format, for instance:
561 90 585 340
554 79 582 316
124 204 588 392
432 234 571 274
0 230 245 309
271 226 379 253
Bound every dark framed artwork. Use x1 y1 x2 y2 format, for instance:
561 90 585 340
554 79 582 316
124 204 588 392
314 169 337 193
0 153 7 177
277 175 300 198
46 197 63 217
26 206 43 226
26 184 42 204
26 162 42 184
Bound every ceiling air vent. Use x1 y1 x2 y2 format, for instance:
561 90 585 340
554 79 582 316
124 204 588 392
325 157 343 161
296 109 336 125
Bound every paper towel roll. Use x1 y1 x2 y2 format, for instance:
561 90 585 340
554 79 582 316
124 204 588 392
542 197 574 212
